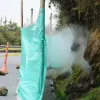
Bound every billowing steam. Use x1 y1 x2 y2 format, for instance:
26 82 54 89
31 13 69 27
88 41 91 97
45 24 92 76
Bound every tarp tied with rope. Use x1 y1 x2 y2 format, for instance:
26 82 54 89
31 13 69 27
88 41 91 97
17 8 47 100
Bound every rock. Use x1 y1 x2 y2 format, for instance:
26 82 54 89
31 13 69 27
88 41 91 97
49 79 54 87
71 42 80 51
84 29 100 86
0 86 8 96
65 83 90 100
65 83 90 94
74 83 90 92
0 71 6 75
16 65 20 69
55 72 70 81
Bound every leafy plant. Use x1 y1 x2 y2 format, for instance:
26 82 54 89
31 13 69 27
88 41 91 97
0 19 21 45
50 0 100 30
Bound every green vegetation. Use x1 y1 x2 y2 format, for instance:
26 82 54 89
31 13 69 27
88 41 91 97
49 0 100 30
0 48 21 51
49 1 100 99
0 53 21 58
78 87 100 100
53 65 95 100
0 48 21 52
0 19 21 45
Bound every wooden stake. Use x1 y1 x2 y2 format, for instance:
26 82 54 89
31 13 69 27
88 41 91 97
40 0 45 8
21 0 23 27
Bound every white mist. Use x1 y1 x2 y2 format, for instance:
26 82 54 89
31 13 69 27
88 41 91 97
45 25 92 76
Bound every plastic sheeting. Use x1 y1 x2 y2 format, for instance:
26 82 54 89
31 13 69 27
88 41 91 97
17 8 47 100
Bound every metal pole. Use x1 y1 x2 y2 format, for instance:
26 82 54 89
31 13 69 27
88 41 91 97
48 13 52 67
21 0 23 27
31 8 33 25
50 13 52 35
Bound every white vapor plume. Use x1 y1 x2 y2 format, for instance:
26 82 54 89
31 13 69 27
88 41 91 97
45 24 92 76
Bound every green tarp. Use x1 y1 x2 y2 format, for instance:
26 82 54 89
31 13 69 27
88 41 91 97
17 8 47 100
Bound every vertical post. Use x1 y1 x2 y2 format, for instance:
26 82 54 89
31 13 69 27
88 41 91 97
48 13 52 67
49 13 52 35
30 8 33 25
40 0 45 8
21 0 23 27
4 16 7 25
